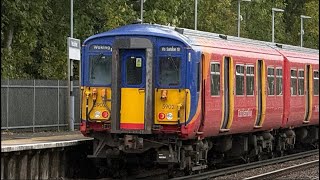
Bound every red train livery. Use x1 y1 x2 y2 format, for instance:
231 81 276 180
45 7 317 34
80 24 318 174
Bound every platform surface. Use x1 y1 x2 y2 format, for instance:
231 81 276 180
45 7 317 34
1 131 93 152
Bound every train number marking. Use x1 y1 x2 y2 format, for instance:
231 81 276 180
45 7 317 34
238 109 253 117
162 104 174 109
94 103 107 107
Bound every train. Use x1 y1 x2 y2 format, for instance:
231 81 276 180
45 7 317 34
79 23 319 175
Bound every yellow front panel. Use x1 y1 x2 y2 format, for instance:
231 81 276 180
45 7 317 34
81 87 112 122
120 88 145 126
154 89 190 125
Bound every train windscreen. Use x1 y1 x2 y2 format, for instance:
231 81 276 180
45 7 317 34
159 56 181 86
89 54 112 85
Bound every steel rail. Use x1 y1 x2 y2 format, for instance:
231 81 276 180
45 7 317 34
170 149 319 180
243 159 319 180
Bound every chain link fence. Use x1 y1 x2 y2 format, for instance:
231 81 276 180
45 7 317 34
1 79 81 132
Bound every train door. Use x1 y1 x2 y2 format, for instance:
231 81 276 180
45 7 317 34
119 49 146 130
255 60 266 128
304 65 312 123
220 57 234 131
111 37 153 134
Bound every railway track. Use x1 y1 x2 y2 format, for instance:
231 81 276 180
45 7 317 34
169 149 319 180
243 159 319 180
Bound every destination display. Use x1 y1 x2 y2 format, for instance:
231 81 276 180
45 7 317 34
160 46 181 52
89 44 112 51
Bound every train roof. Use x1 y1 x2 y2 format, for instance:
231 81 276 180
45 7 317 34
83 23 318 63
175 27 319 59
83 23 192 46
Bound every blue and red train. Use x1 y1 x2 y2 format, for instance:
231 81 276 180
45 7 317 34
80 23 319 173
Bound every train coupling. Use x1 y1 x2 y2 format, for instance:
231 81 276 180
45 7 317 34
119 135 144 151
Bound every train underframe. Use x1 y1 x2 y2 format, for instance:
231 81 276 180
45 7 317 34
88 125 319 177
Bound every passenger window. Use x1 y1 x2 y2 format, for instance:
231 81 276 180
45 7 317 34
89 55 112 85
276 68 283 95
291 69 297 95
236 65 245 95
314 70 319 95
159 56 181 86
210 62 220 95
246 65 254 95
267 67 275 95
298 70 304 95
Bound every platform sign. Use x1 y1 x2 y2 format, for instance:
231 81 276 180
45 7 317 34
68 37 81 61
67 37 81 131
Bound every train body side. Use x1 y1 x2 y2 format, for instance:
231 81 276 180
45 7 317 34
80 23 319 142
190 37 284 137
79 24 318 172
279 50 319 127
187 35 319 138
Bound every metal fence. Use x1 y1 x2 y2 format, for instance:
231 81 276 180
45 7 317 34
1 79 81 131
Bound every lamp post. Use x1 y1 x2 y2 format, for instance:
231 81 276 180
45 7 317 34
271 8 284 43
195 0 198 30
300 15 311 47
237 0 251 37
140 0 144 23
71 0 73 38
68 0 75 131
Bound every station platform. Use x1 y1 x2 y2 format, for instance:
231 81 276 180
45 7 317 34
1 130 93 152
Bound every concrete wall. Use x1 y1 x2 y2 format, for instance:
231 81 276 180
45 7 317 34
1 143 96 180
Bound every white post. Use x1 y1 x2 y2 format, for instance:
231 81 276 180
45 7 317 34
57 80 60 131
33 80 36 132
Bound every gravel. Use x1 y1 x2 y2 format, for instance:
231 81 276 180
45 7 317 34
276 166 319 180
211 154 319 180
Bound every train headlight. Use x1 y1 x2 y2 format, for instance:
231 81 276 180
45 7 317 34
94 111 101 118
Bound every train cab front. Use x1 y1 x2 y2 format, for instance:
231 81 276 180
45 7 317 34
80 43 113 136
80 24 200 158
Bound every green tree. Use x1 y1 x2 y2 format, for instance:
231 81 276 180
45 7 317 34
1 0 319 80
1 0 49 79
